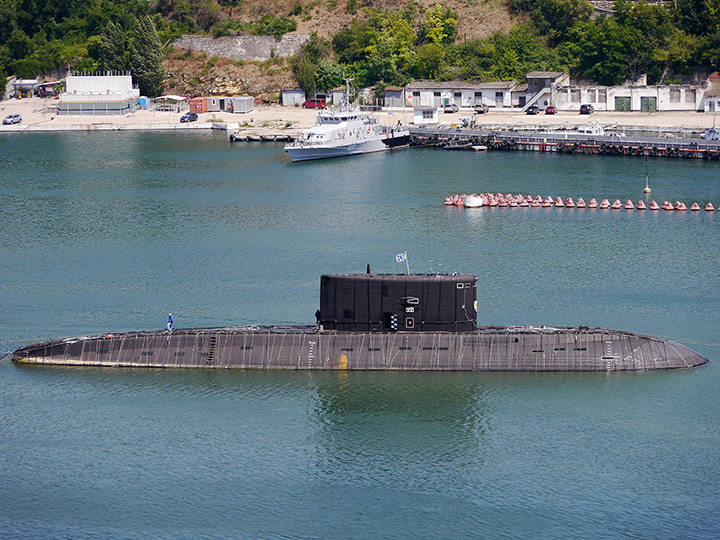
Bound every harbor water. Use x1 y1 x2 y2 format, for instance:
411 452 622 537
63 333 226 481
1 131 719 539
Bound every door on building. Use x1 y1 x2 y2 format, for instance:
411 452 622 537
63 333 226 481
219 99 226 110
615 97 631 111
640 97 657 112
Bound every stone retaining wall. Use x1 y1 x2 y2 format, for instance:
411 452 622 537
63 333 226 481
173 34 310 62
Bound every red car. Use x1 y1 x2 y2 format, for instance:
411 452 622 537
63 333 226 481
545 105 557 114
302 98 327 109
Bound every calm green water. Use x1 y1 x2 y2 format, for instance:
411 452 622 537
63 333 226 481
1 131 719 539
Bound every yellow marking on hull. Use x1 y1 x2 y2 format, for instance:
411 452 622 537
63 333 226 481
339 351 348 370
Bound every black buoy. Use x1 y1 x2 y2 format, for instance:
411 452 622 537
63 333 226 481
367 263 371 274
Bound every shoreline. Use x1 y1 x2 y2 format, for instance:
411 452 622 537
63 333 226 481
1 97 717 135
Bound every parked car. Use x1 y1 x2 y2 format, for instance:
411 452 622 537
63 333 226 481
525 105 540 115
580 104 594 114
302 98 327 109
474 104 487 114
443 103 459 113
180 112 198 123
545 105 557 114
3 114 22 125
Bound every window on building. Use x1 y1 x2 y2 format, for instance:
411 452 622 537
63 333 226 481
433 91 441 97
422 110 434 119
454 92 461 98
685 89 696 103
598 89 606 102
413 91 420 97
474 91 482 98
570 89 581 103
495 91 503 101
669 88 681 102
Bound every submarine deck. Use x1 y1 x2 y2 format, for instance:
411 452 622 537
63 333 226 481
12 324 709 372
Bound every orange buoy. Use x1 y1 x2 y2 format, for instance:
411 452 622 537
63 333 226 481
624 199 634 210
690 202 700 211
705 203 715 212
599 199 610 209
648 200 660 210
531 200 540 207
576 197 586 208
636 200 647 210
674 201 687 211
565 197 575 208
555 197 565 207
588 198 598 208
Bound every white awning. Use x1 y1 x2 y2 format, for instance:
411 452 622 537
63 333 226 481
156 95 188 102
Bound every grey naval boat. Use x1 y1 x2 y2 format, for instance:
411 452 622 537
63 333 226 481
12 273 708 371
284 79 409 162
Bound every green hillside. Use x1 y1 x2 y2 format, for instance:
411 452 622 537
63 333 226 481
0 0 718 97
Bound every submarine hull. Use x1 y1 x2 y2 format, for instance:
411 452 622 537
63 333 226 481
11 325 708 372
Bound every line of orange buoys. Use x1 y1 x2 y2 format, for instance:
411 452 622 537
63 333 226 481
444 193 717 212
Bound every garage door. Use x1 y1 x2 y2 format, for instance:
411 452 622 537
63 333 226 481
615 97 631 111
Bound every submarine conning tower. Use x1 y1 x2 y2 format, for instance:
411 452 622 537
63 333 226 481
319 273 478 332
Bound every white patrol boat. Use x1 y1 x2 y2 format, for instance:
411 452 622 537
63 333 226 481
284 79 409 162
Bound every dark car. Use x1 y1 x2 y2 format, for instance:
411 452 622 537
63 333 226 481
580 104 594 114
525 105 540 115
2 114 22 125
180 112 198 123
474 103 487 114
443 103 459 113
545 105 557 114
302 98 327 109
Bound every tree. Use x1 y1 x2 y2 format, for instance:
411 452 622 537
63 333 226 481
420 4 457 45
315 60 343 91
100 21 127 71
293 55 316 96
130 15 165 96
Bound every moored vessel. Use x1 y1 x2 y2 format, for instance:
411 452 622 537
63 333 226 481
11 272 708 372
284 79 409 162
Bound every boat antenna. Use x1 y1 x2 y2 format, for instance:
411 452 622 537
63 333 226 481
643 154 651 194
342 75 355 109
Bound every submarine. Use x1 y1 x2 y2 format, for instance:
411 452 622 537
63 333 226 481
11 272 708 371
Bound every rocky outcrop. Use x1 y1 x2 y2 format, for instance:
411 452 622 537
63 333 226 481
173 34 310 62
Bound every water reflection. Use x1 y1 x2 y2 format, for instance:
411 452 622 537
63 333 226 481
308 371 494 489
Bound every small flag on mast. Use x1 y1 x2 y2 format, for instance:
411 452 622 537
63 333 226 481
395 251 410 274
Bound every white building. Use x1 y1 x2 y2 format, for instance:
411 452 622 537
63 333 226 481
406 80 517 109
413 106 440 125
58 72 140 115
539 73 706 112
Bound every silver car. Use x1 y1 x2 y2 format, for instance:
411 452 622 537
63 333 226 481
3 114 22 124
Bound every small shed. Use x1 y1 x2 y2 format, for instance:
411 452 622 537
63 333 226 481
228 96 253 113
384 86 405 108
413 106 439 125
282 88 305 106
329 87 344 105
